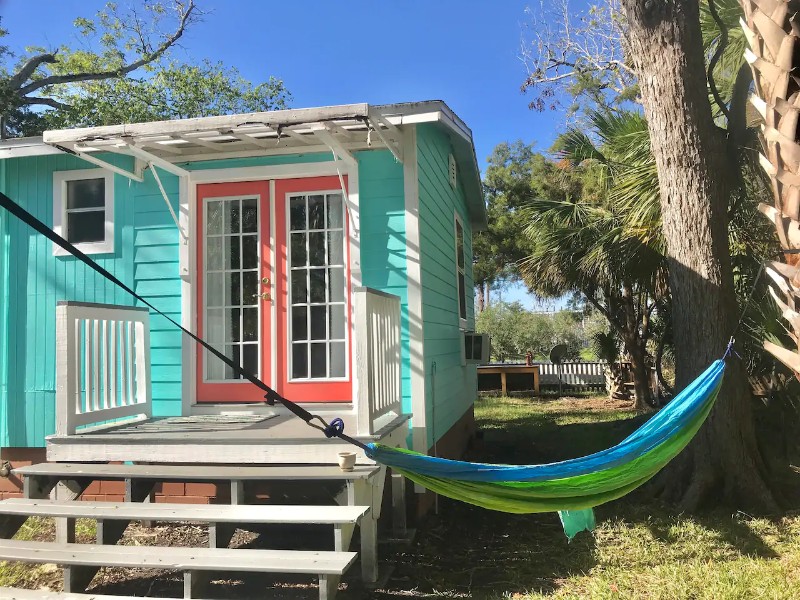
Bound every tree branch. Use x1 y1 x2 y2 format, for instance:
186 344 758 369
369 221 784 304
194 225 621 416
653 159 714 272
18 0 196 96
7 52 58 90
19 96 67 109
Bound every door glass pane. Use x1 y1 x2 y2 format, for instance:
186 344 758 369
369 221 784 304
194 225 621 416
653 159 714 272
310 343 327 377
310 306 326 340
287 191 348 380
327 194 343 229
242 198 258 233
330 342 346 377
292 343 308 379
329 305 345 340
204 195 260 382
290 197 306 231
242 235 258 269
308 195 325 229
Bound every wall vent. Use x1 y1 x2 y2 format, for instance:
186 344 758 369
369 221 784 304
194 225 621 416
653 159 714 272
448 153 457 189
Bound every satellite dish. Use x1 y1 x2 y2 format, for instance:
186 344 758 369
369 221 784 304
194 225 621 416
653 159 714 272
549 344 568 364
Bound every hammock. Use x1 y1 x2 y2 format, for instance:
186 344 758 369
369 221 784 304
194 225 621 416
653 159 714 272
367 359 725 538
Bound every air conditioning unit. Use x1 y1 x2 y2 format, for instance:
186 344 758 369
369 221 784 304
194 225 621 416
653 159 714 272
463 332 490 364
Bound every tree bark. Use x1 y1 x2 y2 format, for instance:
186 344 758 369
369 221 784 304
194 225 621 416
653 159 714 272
620 0 777 511
477 282 486 313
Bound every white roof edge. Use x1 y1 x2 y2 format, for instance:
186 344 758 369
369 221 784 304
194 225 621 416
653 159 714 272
0 136 62 158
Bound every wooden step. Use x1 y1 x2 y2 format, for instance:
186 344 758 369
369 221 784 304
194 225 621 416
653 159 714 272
0 498 369 525
0 539 356 599
0 588 215 600
14 463 380 482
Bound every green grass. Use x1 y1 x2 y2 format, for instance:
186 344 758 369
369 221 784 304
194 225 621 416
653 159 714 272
379 395 800 599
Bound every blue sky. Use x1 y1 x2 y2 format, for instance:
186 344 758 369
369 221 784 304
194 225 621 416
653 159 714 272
1 0 580 308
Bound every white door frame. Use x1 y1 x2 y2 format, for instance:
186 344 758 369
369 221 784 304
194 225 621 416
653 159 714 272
179 161 361 416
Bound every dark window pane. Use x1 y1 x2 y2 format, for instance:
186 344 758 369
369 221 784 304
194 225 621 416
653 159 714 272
226 345 239 379
242 235 258 269
206 200 223 234
310 306 326 340
226 272 241 306
242 198 258 233
309 269 325 303
66 178 105 210
67 210 105 244
328 268 345 303
291 233 307 267
329 305 345 340
330 342 346 377
327 194 343 229
242 344 258 377
291 271 308 304
225 235 241 269
308 232 325 266
310 343 327 378
456 221 465 270
242 271 258 305
292 343 308 378
206 237 222 271
243 307 258 342
290 197 306 231
308 195 325 229
228 308 241 342
224 199 240 233
458 273 466 319
292 307 308 341
327 231 343 265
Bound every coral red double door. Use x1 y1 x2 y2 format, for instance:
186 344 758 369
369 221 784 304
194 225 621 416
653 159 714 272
195 177 351 403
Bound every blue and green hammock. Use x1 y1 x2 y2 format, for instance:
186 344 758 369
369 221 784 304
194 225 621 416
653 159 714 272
366 359 725 538
0 190 727 541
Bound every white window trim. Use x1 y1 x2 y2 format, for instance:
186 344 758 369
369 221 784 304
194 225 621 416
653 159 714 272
454 212 467 331
285 189 350 383
53 168 115 256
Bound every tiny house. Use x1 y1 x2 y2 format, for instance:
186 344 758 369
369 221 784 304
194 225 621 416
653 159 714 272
0 101 486 498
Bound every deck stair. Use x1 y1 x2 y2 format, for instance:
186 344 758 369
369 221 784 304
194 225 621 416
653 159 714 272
0 462 389 599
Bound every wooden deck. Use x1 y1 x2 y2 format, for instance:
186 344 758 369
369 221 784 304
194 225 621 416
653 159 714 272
46 412 411 464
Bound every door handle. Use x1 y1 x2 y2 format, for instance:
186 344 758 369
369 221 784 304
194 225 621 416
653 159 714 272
253 292 272 301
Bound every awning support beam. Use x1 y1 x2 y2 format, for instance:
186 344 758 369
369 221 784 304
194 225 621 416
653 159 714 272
54 144 145 183
149 162 188 242
368 111 404 163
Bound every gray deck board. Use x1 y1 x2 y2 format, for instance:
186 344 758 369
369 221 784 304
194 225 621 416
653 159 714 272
0 499 369 524
0 539 357 574
14 463 380 481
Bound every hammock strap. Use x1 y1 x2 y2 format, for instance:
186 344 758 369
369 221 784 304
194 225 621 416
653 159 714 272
0 190 369 452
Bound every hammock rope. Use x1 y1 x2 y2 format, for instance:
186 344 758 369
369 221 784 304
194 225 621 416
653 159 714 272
0 190 741 538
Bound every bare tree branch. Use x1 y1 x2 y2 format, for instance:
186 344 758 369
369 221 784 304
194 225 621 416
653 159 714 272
19 96 67 109
16 0 197 96
7 52 58 89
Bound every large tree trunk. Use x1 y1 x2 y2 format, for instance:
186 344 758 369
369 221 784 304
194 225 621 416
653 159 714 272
623 335 651 409
620 0 777 511
477 282 486 313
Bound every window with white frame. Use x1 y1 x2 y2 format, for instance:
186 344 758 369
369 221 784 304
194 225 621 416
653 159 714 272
455 215 467 326
53 168 114 256
288 192 347 380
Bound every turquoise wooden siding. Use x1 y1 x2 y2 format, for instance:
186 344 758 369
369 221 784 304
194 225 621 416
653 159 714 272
416 124 477 449
1 148 412 447
355 150 411 414
1 153 185 446
0 159 9 442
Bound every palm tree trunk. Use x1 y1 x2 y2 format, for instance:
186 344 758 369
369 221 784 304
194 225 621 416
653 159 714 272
738 0 800 375
620 0 777 511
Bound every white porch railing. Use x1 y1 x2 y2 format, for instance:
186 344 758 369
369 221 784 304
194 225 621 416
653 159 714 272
354 288 402 435
55 301 152 435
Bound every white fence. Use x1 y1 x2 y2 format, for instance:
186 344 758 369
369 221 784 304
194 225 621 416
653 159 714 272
536 361 608 390
55 301 152 435
354 288 402 435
